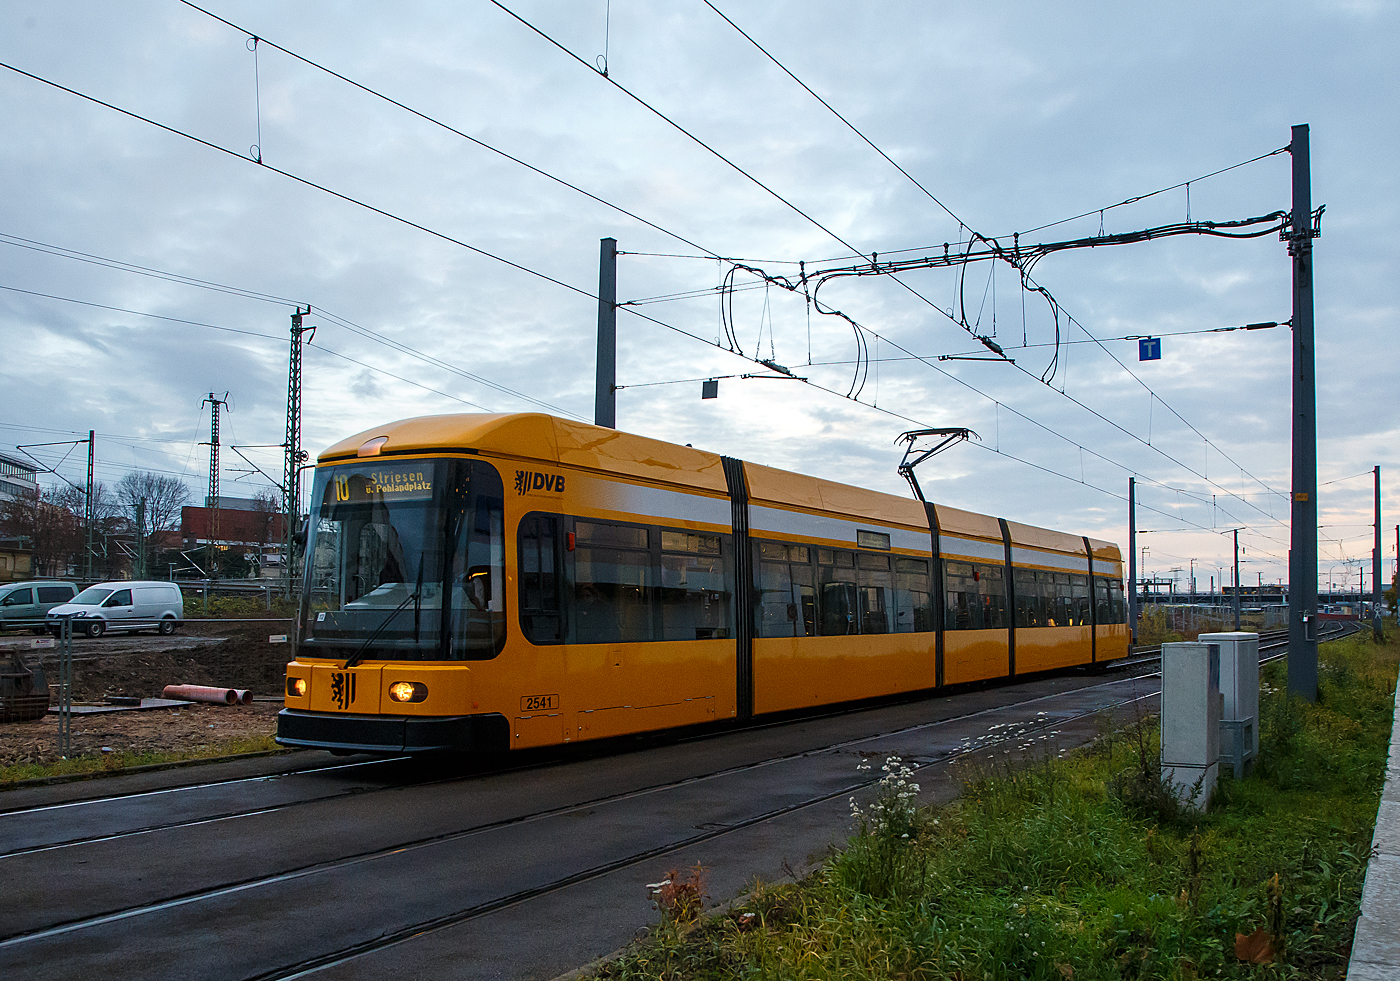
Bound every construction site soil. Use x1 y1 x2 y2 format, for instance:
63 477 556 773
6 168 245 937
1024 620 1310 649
1 620 293 769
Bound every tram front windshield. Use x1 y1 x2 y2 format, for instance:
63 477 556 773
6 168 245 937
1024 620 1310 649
299 459 505 660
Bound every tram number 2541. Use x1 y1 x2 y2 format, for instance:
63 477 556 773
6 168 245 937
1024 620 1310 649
520 694 560 712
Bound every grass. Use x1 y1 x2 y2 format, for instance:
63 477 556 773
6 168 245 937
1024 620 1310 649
0 733 283 787
182 595 298 619
595 627 1399 980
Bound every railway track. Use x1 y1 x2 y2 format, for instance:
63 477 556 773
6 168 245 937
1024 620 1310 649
0 666 1153 855
2 623 1347 851
0 670 1157 973
1111 623 1353 670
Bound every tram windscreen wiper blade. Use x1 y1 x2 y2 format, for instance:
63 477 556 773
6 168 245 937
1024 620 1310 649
412 556 424 642
342 588 419 670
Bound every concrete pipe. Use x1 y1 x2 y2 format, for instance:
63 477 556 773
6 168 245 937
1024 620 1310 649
163 684 238 705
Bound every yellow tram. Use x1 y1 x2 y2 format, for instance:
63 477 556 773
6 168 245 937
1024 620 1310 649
277 413 1128 754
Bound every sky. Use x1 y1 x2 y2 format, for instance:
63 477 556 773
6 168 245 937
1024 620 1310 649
1 0 1396 595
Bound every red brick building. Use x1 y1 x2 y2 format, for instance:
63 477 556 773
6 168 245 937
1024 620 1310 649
180 506 284 549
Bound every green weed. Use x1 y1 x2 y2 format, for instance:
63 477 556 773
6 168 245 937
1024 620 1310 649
182 595 298 619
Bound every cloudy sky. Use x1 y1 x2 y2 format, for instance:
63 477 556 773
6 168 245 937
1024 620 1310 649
2 0 1396 595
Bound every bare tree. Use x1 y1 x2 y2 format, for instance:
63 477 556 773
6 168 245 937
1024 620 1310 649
115 471 191 537
0 485 83 577
86 482 130 578
249 489 281 548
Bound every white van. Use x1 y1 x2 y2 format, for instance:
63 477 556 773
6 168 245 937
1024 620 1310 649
46 581 184 638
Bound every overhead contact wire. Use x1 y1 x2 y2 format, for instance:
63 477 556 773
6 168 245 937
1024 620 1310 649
177 0 722 260
485 0 868 258
0 59 1277 546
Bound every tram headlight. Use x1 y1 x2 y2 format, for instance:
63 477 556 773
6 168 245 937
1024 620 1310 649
287 677 307 698
388 681 428 703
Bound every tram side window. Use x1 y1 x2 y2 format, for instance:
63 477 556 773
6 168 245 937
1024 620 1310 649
1053 572 1075 627
978 564 1007 629
1109 577 1126 623
1039 571 1059 625
758 542 931 637
894 557 933 633
819 549 858 636
1071 574 1091 625
944 561 1005 631
857 552 894 634
1094 576 1115 625
518 512 562 644
573 521 653 644
1014 568 1052 628
659 531 730 640
756 541 814 638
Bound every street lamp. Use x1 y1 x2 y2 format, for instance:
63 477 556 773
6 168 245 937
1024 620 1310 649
1325 565 1341 605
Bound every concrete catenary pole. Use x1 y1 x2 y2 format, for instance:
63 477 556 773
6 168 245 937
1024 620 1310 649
1375 466 1383 640
594 237 618 429
1287 122 1319 702
136 497 146 580
84 430 94 582
1128 477 1137 645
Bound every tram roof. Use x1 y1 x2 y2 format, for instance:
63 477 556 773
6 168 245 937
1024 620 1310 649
319 413 1120 561
320 412 730 493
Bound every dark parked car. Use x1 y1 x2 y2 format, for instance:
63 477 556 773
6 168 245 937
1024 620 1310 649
0 581 79 633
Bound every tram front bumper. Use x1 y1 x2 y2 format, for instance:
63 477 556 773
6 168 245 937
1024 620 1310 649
276 708 509 755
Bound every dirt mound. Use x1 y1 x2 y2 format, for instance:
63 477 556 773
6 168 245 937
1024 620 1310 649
0 702 280 770
1 619 294 771
26 621 295 702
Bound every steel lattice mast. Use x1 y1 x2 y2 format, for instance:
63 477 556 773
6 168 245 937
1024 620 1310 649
284 306 313 595
202 393 229 580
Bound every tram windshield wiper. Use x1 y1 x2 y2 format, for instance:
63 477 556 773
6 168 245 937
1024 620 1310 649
412 556 424 642
342 586 420 670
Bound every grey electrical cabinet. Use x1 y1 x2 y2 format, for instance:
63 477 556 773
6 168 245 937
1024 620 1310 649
1199 631 1260 777
1160 641 1222 810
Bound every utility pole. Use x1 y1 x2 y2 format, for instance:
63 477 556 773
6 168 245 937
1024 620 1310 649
84 430 94 582
1233 529 1242 631
1374 466 1383 640
1128 477 1137 644
284 306 313 596
202 393 229 581
136 497 146 580
1287 123 1320 702
594 237 617 428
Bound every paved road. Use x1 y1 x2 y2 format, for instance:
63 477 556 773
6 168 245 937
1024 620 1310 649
0 667 1163 980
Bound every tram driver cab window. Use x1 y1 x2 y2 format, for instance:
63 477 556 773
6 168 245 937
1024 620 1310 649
449 461 506 659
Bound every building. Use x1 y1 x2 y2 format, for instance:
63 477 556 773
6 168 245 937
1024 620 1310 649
0 538 33 583
180 505 284 551
0 452 39 503
204 495 276 511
